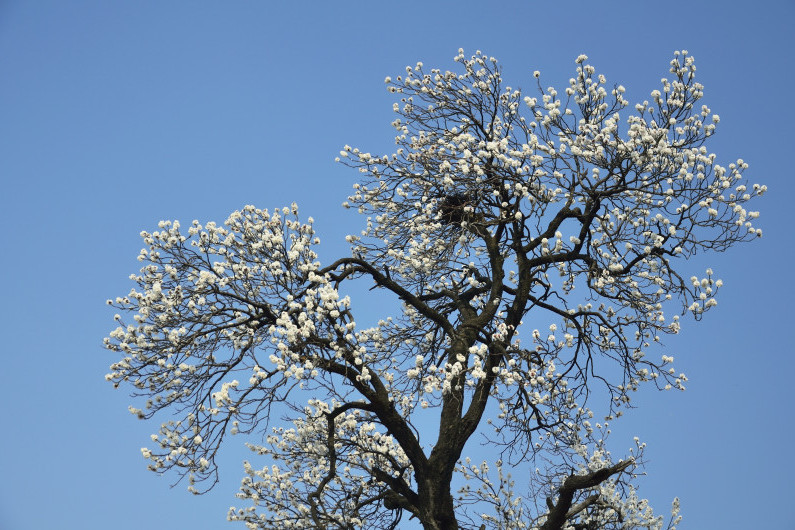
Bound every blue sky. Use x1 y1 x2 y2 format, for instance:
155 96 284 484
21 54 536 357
1 1 792 528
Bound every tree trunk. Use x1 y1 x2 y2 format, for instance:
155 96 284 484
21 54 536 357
417 473 458 530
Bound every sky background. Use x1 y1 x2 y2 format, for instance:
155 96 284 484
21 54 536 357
1 1 793 529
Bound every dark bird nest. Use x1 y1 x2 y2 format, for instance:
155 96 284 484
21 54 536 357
437 192 474 225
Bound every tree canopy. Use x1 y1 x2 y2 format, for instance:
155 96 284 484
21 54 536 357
106 49 764 529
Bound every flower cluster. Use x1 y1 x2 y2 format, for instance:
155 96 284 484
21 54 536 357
105 204 355 488
229 399 411 528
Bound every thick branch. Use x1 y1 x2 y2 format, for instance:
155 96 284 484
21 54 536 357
325 257 456 337
540 460 633 530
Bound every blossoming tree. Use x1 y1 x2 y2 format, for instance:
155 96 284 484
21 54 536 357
106 50 764 530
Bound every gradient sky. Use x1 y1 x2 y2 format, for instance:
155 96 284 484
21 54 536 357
1 2 793 529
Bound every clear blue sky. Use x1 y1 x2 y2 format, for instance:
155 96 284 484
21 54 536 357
1 1 792 528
